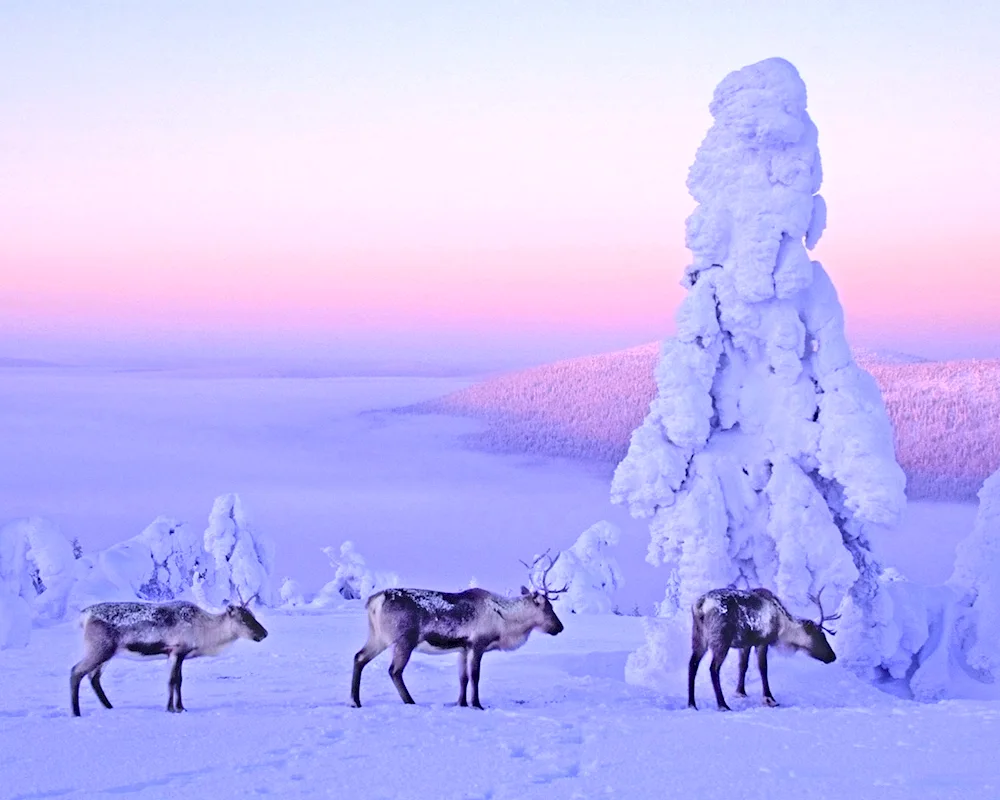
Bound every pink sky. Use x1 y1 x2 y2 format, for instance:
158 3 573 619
2 3 998 361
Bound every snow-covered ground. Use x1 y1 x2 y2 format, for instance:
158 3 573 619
3 608 998 799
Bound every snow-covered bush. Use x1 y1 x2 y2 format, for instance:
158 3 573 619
612 58 910 686
279 577 305 608
949 469 1000 678
194 494 276 608
313 541 399 606
70 516 201 607
538 522 624 614
0 517 78 623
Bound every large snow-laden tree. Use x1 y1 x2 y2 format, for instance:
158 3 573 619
613 58 907 681
72 516 202 606
194 494 276 608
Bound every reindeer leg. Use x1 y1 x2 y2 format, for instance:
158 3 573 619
171 651 190 712
388 636 417 705
757 645 778 707
457 648 470 707
687 643 707 709
469 645 486 710
351 640 388 708
90 665 113 709
71 643 115 716
708 649 731 711
735 647 751 697
71 621 116 717
167 651 189 712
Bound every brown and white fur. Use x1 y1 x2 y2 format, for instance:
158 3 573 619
70 600 268 716
688 587 838 711
351 554 567 709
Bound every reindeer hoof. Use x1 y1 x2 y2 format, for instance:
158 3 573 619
763 697 779 707
734 690 748 699
472 701 484 710
717 704 731 712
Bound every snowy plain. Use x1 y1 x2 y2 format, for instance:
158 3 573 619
4 608 1000 799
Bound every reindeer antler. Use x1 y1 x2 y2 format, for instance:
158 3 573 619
519 550 569 599
807 586 842 635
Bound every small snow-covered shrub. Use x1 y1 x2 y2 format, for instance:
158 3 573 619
0 517 78 623
195 494 276 608
313 541 399 606
625 575 691 689
537 521 624 614
949 469 1000 678
279 578 305 608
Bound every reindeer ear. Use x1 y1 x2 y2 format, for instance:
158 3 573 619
520 585 531 596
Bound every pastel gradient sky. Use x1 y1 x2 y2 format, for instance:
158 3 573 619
2 1 998 364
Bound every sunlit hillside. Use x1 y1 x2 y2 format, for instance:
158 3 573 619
415 344 1000 501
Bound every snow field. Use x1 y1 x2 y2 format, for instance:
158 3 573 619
2 609 998 800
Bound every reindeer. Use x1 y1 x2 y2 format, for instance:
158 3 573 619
688 586 839 711
351 552 567 709
70 596 268 716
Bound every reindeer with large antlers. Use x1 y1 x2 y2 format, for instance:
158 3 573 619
350 553 566 709
688 586 839 711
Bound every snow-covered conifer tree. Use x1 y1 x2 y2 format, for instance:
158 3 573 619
540 522 624 614
313 541 398 605
0 517 77 622
194 494 275 607
613 58 907 682
71 516 202 606
949 468 1000 677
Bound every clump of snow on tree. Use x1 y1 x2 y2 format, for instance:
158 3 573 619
949 469 1000 678
0 518 78 627
312 541 399 606
539 522 624 614
612 58 911 687
194 494 276 608
72 516 201 606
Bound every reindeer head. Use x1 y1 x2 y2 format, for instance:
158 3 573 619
799 588 839 663
229 591 269 642
519 551 567 635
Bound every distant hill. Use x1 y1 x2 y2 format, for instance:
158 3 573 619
413 344 1000 502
